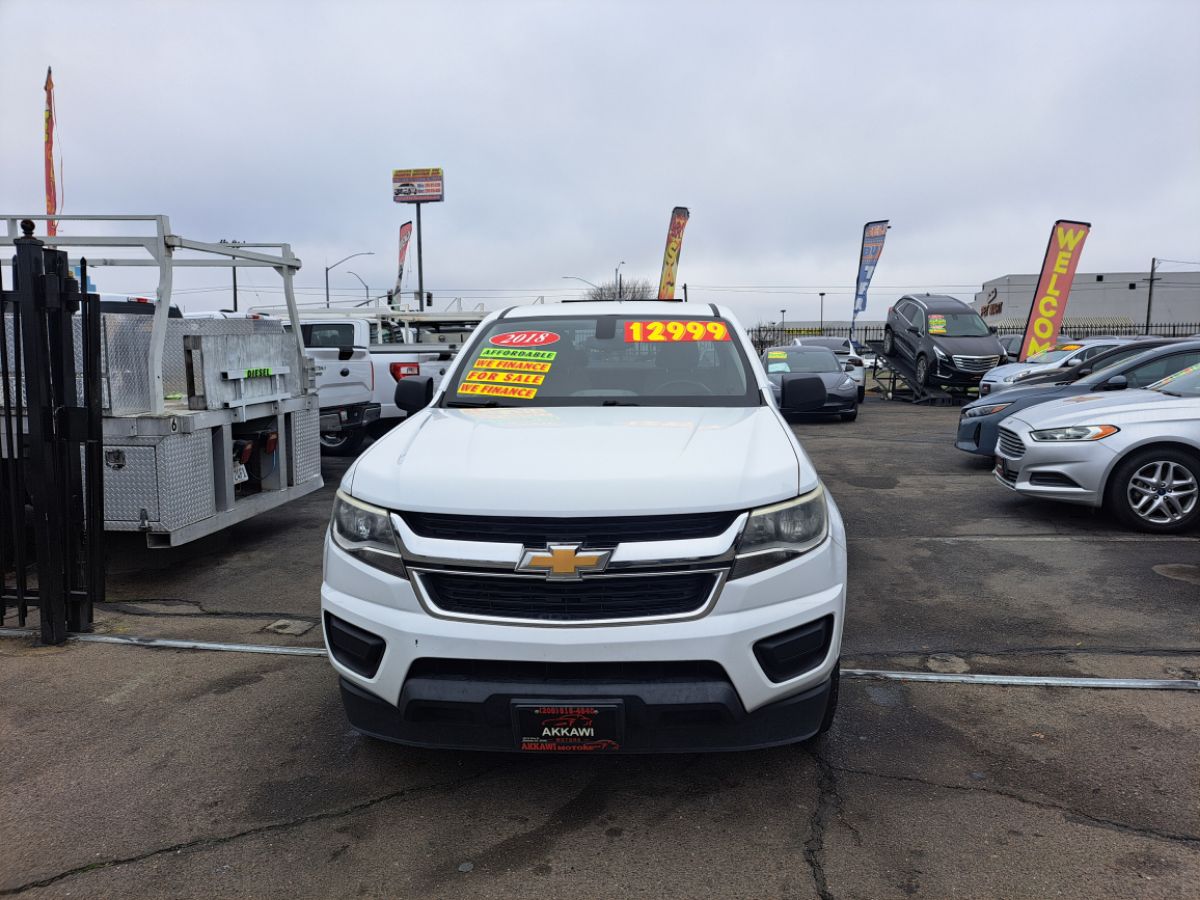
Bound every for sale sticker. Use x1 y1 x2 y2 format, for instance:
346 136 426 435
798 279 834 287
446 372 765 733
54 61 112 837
465 370 545 385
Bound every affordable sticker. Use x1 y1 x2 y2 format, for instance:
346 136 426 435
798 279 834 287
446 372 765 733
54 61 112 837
624 321 730 342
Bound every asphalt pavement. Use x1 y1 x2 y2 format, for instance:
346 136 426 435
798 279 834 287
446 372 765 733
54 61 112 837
2 399 1197 898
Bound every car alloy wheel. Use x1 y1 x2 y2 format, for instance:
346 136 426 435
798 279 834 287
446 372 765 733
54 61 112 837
1126 460 1198 525
915 355 928 387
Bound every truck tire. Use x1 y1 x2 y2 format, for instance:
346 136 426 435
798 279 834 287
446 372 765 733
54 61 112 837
1105 447 1200 534
320 427 366 456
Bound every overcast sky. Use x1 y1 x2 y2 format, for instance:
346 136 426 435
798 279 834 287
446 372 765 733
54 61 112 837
2 0 1197 324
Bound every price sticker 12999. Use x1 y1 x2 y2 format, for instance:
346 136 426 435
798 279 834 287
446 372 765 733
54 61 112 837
624 321 730 342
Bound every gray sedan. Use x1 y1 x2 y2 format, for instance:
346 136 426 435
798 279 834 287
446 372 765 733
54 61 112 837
994 363 1200 532
762 345 859 421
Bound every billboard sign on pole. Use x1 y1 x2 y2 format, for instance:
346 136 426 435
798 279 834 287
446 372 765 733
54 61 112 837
1018 220 1091 361
392 168 444 203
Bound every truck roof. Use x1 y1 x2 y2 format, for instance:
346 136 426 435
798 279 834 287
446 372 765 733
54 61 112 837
502 301 726 319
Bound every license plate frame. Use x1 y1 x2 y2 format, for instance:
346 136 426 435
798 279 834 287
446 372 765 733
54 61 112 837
513 701 624 753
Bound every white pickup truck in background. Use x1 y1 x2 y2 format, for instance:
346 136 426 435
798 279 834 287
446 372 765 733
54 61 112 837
262 308 488 451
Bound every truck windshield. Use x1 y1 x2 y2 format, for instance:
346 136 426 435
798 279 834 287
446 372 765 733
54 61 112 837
442 315 759 408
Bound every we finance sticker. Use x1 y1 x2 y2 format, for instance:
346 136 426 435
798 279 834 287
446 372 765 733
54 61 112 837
457 382 539 400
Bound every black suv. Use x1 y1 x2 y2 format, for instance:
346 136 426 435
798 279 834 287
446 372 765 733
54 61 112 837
883 294 1006 387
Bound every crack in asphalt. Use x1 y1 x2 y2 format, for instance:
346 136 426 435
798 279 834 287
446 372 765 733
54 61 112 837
802 746 845 900
102 598 321 623
830 765 1200 848
0 763 513 896
844 645 1200 660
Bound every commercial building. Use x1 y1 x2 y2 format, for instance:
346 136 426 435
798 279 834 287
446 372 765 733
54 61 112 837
972 271 1199 329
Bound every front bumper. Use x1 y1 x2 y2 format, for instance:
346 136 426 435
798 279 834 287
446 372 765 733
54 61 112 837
955 413 1001 456
321 518 847 750
993 418 1115 507
338 666 834 753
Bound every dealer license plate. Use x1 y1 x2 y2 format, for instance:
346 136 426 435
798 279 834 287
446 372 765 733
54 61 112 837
514 702 623 753
232 462 249 485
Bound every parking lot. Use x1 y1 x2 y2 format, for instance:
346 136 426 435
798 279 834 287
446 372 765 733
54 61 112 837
2 399 1198 899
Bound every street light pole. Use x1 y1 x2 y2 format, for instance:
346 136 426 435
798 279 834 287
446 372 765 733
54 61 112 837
562 275 599 300
615 260 625 300
347 270 369 305
325 250 375 308
819 292 825 332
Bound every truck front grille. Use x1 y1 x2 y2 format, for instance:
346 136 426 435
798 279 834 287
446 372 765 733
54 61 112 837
401 511 740 546
418 571 719 622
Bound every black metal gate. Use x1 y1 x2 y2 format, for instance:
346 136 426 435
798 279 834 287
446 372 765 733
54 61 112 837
1 220 105 644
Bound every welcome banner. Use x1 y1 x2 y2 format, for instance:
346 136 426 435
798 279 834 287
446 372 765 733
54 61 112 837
1018 220 1091 361
657 207 690 300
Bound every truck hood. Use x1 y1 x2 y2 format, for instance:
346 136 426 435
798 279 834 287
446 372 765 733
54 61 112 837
347 405 809 516
1004 389 1195 430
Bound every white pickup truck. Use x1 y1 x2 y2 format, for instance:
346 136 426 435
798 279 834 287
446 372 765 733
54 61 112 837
321 301 847 753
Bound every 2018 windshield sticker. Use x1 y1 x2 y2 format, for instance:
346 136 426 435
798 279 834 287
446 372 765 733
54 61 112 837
624 320 731 342
767 350 788 359
490 330 560 347
465 370 545 386
480 347 558 361
928 314 947 335
457 382 538 400
472 358 553 373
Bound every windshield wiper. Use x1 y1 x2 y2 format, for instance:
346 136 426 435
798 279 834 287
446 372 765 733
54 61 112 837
1155 390 1182 397
445 400 512 408
601 400 640 406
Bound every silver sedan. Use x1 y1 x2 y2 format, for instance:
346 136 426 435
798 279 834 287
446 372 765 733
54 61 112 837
993 363 1200 532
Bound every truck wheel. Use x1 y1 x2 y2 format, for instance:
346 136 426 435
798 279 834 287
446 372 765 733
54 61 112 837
914 355 929 387
320 427 366 457
1105 448 1200 534
813 661 840 738
883 328 895 356
840 407 858 423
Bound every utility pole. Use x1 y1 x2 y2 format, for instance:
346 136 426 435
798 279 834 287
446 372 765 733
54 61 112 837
682 283 688 302
1144 257 1158 335
415 203 424 313
819 292 825 333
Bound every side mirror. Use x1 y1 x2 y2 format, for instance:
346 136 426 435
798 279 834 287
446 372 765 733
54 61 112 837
780 374 828 413
1099 374 1128 392
394 375 434 416
988 325 998 334
337 346 356 362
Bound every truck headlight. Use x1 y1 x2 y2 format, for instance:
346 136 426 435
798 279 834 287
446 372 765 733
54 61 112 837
1029 424 1119 442
330 490 408 578
963 402 1011 419
731 486 828 579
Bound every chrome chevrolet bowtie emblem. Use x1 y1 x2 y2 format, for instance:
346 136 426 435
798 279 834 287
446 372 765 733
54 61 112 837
516 543 611 580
